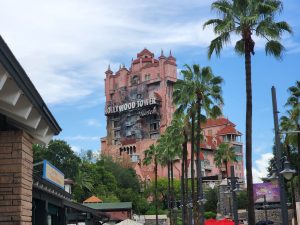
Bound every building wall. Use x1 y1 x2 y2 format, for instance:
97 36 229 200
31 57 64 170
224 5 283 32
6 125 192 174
0 130 33 225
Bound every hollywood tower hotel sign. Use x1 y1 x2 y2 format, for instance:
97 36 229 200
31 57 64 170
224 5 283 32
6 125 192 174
101 49 177 172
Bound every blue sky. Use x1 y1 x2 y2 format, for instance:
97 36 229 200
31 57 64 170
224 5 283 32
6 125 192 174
0 0 299 182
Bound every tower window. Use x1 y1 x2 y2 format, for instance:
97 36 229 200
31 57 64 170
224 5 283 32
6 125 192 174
132 75 139 85
145 74 151 81
114 130 120 138
150 122 159 131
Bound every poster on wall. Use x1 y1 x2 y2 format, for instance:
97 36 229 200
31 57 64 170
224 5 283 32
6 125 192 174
253 182 280 203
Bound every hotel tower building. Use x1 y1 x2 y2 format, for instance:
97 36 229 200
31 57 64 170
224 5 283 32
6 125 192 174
101 49 244 182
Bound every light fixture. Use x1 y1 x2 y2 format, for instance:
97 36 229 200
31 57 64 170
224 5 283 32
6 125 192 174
186 202 193 208
280 160 296 180
197 198 207 205
268 168 278 182
233 183 241 192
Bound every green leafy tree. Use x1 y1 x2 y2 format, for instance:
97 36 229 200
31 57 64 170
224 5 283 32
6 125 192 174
214 142 237 178
237 190 248 209
203 1 292 224
33 139 81 180
203 188 218 213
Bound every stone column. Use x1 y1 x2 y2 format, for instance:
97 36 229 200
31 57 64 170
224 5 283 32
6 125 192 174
0 130 33 225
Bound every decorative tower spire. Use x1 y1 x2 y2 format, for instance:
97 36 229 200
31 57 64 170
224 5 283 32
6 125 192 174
159 49 166 59
105 64 113 75
168 49 176 60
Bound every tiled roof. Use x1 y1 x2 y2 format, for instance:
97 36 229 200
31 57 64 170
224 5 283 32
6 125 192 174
202 118 235 128
137 48 154 58
83 195 103 203
217 125 242 135
200 136 222 150
84 202 132 210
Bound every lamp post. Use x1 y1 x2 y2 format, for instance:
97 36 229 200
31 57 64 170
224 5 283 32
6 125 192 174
224 166 240 225
184 195 206 225
262 195 269 224
222 166 240 225
271 86 296 225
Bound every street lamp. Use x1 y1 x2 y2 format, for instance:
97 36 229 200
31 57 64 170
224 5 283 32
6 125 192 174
220 166 240 225
268 157 296 182
280 159 296 180
271 86 297 225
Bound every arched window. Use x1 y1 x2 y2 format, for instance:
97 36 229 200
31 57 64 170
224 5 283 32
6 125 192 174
132 75 139 85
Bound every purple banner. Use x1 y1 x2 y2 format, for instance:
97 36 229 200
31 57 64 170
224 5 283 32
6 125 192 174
253 182 280 203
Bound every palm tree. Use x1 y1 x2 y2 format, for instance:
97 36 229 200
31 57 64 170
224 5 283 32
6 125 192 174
166 114 188 224
280 112 298 224
157 130 181 225
214 142 237 178
143 144 160 225
203 1 292 224
174 64 223 225
285 81 300 199
74 169 93 201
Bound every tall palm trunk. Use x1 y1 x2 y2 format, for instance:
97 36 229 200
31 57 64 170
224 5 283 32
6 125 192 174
191 112 197 223
196 98 204 225
297 125 300 201
286 144 297 224
181 143 187 225
154 157 158 225
225 160 228 178
245 36 255 225
168 161 172 225
183 132 189 224
171 161 176 225
184 132 189 225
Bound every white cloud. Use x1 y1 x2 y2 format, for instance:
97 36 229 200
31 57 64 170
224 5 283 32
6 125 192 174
64 135 99 141
1 0 295 106
71 145 81 153
86 119 102 127
252 153 273 183
0 0 214 105
253 143 272 153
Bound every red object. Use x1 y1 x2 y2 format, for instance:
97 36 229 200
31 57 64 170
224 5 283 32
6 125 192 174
205 219 241 225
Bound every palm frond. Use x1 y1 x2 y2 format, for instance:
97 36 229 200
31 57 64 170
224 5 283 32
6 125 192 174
211 0 233 16
265 40 285 59
203 19 223 29
276 21 293 34
234 39 245 55
208 32 231 58
210 76 223 85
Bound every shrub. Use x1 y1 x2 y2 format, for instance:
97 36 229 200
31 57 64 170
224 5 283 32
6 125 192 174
204 211 216 219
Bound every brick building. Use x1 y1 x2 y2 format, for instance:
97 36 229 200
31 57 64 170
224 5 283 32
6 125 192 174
101 49 244 182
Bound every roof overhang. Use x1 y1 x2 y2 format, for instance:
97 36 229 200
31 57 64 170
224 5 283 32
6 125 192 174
0 36 61 144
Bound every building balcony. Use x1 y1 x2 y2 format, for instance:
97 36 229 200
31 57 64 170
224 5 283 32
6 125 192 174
145 78 161 85
204 165 213 171
165 76 177 83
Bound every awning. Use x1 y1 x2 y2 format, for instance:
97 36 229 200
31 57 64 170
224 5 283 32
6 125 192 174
0 36 61 144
